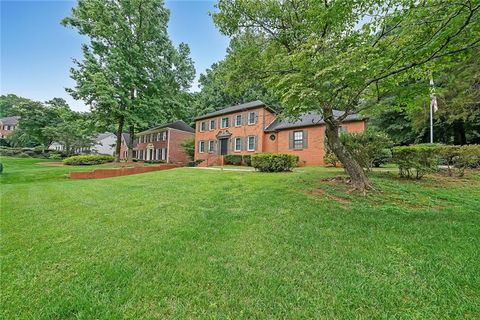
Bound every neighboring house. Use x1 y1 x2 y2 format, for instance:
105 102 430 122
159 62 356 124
119 133 131 160
0 116 20 138
134 120 194 164
194 100 366 166
50 142 65 152
90 132 116 155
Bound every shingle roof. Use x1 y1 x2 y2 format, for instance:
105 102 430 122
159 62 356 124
0 116 20 125
138 120 194 134
194 100 276 120
122 133 131 145
95 132 115 141
265 110 364 132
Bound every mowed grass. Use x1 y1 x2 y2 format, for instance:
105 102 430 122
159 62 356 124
1 157 479 319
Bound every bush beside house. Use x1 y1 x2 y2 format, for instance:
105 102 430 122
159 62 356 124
251 153 298 172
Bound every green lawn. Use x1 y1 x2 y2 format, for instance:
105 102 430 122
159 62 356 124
1 157 479 319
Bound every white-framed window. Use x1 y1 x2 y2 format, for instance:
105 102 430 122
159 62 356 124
248 112 257 124
293 131 304 149
157 133 161 141
247 136 256 151
200 121 206 132
208 140 215 153
235 114 242 126
199 141 205 153
209 119 216 130
161 148 167 160
221 117 229 129
234 137 242 151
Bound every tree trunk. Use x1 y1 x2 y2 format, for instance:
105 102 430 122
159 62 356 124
115 116 124 162
323 108 370 191
453 121 466 145
128 125 135 161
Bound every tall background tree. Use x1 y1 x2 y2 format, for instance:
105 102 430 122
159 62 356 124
213 0 479 190
63 0 195 161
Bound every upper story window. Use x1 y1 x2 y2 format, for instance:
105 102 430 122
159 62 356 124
198 141 205 153
248 112 257 125
221 117 229 129
157 132 161 141
235 114 242 126
234 137 242 151
199 121 206 132
247 136 256 151
209 119 216 130
293 131 304 149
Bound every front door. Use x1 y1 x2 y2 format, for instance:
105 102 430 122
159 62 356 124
220 138 228 155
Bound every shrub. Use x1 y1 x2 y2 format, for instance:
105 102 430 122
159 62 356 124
242 155 252 166
323 150 339 167
187 160 204 167
48 153 62 161
144 160 165 164
392 144 439 179
63 154 114 166
0 163 3 173
372 148 393 167
251 153 298 172
181 138 195 161
224 155 242 165
339 130 393 171
439 144 480 176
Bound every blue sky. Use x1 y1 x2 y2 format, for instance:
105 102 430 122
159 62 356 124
1 0 229 111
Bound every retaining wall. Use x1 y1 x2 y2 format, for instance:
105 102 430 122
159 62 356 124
69 164 177 179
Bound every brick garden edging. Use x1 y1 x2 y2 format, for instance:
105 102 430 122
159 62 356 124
69 164 177 179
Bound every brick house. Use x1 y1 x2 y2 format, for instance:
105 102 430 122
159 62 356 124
0 116 20 138
194 100 366 166
133 120 194 164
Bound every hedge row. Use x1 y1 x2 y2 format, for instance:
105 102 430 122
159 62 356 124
63 154 114 166
251 153 298 172
0 146 67 159
392 144 480 179
224 154 252 166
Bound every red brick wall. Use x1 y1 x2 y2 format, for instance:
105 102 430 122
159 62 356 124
194 106 276 161
167 129 195 164
276 120 366 166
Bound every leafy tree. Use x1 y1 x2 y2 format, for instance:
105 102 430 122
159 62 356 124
63 0 195 161
213 0 479 191
0 94 34 118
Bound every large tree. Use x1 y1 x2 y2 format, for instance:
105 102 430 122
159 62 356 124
213 0 479 190
63 0 195 161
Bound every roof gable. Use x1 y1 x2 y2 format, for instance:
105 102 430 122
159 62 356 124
194 100 276 120
138 120 194 134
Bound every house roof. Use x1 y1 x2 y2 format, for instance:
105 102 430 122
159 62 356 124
0 116 20 125
122 133 131 145
194 100 276 121
265 110 364 132
95 132 115 141
138 120 194 134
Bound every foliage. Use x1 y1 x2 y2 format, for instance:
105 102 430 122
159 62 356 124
63 0 195 160
241 154 252 166
0 138 10 147
0 162 2 173
0 94 33 118
392 145 440 179
251 153 298 172
438 144 480 177
372 149 393 168
63 154 114 166
213 0 479 189
144 160 166 164
0 146 67 159
323 150 339 167
339 130 393 171
181 138 195 161
48 153 63 161
224 154 242 165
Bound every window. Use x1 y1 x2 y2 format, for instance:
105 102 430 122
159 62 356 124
200 121 206 132
199 141 205 153
161 148 167 160
221 117 229 129
209 119 216 130
248 112 257 124
157 133 161 141
235 114 242 126
269 134 276 141
234 137 242 151
208 140 216 153
293 131 304 149
247 136 256 151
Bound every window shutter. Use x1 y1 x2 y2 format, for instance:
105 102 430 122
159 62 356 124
255 111 259 124
239 137 243 151
303 130 308 148
254 135 258 150
289 131 294 149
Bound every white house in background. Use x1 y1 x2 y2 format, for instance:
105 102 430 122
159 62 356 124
50 142 65 151
90 132 116 155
